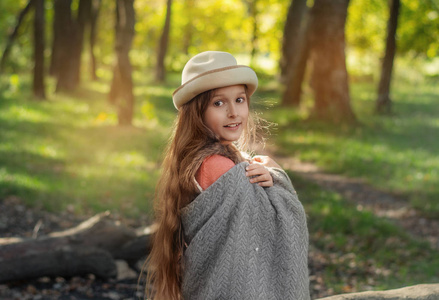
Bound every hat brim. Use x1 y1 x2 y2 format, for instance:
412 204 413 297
173 65 258 110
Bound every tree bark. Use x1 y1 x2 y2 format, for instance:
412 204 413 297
53 0 78 92
155 0 173 82
90 0 102 80
248 0 259 68
71 0 92 86
32 0 46 99
0 0 34 74
182 0 194 55
375 0 400 114
308 0 356 124
281 8 312 107
109 0 136 126
280 0 308 82
0 212 155 283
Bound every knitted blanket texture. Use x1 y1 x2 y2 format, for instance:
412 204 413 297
181 162 310 300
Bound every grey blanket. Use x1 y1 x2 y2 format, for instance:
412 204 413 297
181 162 310 300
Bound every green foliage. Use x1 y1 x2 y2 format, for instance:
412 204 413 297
346 0 439 79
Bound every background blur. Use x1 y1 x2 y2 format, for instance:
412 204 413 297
0 0 438 298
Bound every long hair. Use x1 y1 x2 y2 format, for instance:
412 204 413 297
145 87 260 299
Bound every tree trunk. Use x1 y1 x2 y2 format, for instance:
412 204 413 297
53 0 78 92
280 0 308 82
32 0 46 99
0 0 34 74
281 7 312 107
375 0 400 114
155 0 173 82
308 0 356 124
0 212 155 283
109 0 136 126
90 0 102 80
71 0 92 86
248 0 259 68
182 0 194 55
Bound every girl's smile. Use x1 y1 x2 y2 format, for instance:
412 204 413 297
203 85 249 144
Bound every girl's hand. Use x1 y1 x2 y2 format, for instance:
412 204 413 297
252 155 282 169
245 156 281 187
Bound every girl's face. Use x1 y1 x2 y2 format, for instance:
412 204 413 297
203 85 249 145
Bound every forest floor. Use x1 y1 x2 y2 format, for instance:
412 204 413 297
1 155 438 300
277 156 439 251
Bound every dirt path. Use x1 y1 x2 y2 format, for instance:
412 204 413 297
275 156 439 251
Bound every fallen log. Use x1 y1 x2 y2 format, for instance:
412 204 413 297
0 211 155 283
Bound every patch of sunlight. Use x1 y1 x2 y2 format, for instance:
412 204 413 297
0 167 47 191
38 144 64 159
0 105 49 122
88 80 110 94
97 151 152 168
140 86 170 97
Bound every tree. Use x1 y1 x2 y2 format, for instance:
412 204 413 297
89 0 102 80
71 0 92 86
308 0 356 123
155 0 172 82
279 0 308 82
0 0 34 74
375 0 400 114
281 0 310 107
244 0 259 68
33 0 46 99
108 0 135 126
51 0 92 92
51 0 77 92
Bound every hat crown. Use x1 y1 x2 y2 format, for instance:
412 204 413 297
182 51 238 84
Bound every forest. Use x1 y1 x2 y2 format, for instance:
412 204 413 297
0 0 439 299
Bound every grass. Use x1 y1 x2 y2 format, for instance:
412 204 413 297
289 171 439 295
1 70 439 295
0 73 174 218
262 79 439 217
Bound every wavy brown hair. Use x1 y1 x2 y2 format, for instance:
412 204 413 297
145 86 261 299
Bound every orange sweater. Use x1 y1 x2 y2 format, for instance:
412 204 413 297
196 155 235 190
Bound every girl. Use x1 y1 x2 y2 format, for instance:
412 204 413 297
146 51 309 300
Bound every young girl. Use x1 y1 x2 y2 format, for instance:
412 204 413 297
146 51 309 300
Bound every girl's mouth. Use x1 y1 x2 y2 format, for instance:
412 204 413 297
224 123 241 129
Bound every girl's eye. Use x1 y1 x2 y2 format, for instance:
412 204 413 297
213 100 223 107
236 97 245 103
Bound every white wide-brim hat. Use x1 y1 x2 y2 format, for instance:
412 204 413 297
172 51 258 110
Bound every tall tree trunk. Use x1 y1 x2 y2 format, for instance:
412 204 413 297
281 8 312 107
376 0 400 114
33 0 46 99
0 0 34 74
248 0 259 68
53 0 78 92
308 0 356 124
155 0 172 82
71 0 92 86
280 0 307 82
109 0 135 126
90 0 102 80
182 0 194 55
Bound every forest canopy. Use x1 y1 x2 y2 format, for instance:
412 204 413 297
1 0 438 76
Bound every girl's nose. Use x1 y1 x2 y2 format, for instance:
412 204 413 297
227 103 238 118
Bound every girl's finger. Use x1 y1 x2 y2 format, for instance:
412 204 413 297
258 180 273 187
246 167 267 177
249 173 271 183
